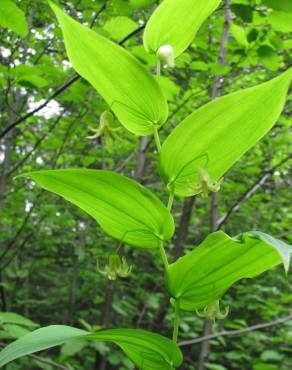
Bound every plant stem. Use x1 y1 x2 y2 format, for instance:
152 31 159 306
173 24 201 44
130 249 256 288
172 300 180 342
167 191 174 211
159 241 169 270
153 127 162 153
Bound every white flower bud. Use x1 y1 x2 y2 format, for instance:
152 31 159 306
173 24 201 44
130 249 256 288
157 44 175 68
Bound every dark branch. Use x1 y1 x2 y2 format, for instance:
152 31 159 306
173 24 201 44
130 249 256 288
0 74 79 140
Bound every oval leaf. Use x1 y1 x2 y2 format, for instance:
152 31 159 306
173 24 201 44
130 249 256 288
0 326 183 370
159 69 292 196
21 169 174 249
143 0 221 57
166 231 292 311
49 2 168 136
89 328 183 369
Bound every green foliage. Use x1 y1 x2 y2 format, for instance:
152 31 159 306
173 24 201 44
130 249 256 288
0 312 38 328
143 0 222 58
262 0 292 13
50 2 168 136
167 231 292 310
159 69 291 197
20 169 174 249
268 11 292 33
0 0 28 37
0 312 38 340
0 0 291 369
0 326 182 369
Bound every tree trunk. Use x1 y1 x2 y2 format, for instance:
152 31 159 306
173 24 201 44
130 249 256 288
68 251 79 325
172 197 195 260
94 281 116 370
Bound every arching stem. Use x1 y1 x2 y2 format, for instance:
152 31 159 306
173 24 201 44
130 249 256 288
167 191 174 211
159 241 169 270
172 300 180 343
153 127 162 153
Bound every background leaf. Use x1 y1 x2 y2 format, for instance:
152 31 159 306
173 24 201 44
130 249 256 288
0 0 28 38
262 0 292 13
104 16 138 41
268 11 292 33
0 312 38 328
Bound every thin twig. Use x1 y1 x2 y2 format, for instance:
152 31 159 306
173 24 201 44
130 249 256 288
0 74 79 140
6 112 65 177
217 154 292 229
179 313 292 347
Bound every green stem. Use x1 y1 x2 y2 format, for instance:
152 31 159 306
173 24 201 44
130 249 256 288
167 191 174 211
172 300 180 343
153 127 162 153
159 241 169 270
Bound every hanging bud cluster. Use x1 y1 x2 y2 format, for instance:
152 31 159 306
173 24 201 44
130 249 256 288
87 110 119 140
97 254 132 281
195 167 223 198
196 300 229 321
157 44 175 68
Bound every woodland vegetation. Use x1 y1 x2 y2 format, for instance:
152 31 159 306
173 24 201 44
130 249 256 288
0 0 291 369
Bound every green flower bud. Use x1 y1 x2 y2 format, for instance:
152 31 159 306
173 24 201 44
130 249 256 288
196 300 229 321
87 110 118 140
97 254 132 280
100 110 114 127
196 167 223 198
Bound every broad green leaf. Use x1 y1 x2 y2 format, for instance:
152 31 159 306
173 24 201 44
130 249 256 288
0 326 183 370
166 231 292 311
21 169 174 249
49 2 168 136
88 328 183 369
0 312 38 328
0 0 28 38
143 0 222 58
0 325 88 367
159 69 291 197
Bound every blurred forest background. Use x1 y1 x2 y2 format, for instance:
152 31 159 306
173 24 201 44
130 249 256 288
0 0 291 369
